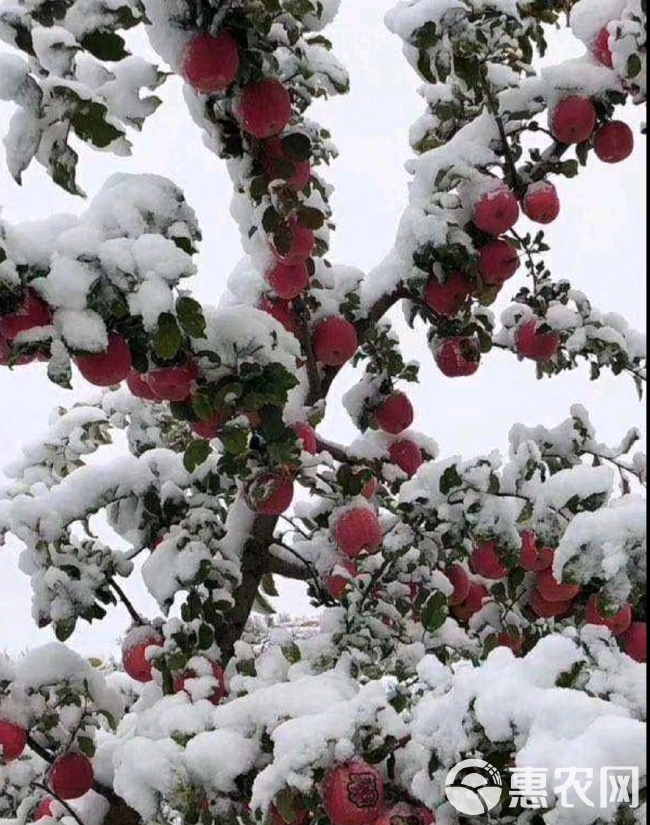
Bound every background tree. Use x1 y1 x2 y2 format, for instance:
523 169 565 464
0 1 646 825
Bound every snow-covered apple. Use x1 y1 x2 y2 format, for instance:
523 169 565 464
535 568 581 603
550 96 597 144
593 121 634 163
446 563 471 606
514 319 560 362
146 360 199 402
126 368 158 400
75 333 132 386
519 531 554 572
472 186 520 235
324 557 358 600
496 631 524 656
267 262 310 300
528 588 574 619
584 597 632 636
181 31 240 93
271 218 315 265
259 296 299 334
470 541 508 579
592 27 613 68
333 507 382 558
293 422 318 455
452 583 489 623
49 753 94 800
388 440 423 477
478 239 520 285
173 662 227 705
235 79 293 139
434 336 480 377
312 316 359 366
0 720 27 763
321 759 384 825
522 181 560 224
373 391 414 435
261 137 312 191
34 799 54 820
620 622 646 663
245 472 294 516
122 627 164 683
0 290 51 341
424 271 472 317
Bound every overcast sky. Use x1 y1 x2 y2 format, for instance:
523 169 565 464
0 1 646 657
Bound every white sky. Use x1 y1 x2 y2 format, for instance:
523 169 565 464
0 1 646 657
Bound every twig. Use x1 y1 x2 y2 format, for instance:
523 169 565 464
315 437 353 465
32 782 86 825
108 579 142 625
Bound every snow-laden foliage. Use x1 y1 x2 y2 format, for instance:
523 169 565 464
0 0 646 824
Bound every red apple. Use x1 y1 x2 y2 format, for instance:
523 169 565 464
434 336 480 378
146 360 198 402
452 583 489 623
235 79 293 139
75 333 132 386
0 290 51 341
49 753 94 800
446 563 472 606
266 262 310 300
173 662 227 705
471 541 508 579
388 440 423 477
374 802 435 825
34 799 53 820
528 588 575 619
122 627 164 683
472 186 520 235
424 271 472 317
550 96 597 144
593 121 634 163
496 631 524 656
293 422 318 455
620 622 646 663
245 472 294 516
259 296 299 335
261 137 311 191
522 181 560 224
0 720 27 763
324 557 358 600
373 392 414 435
312 316 359 367
535 568 581 603
592 27 613 68
271 218 315 265
181 30 240 93
519 531 554 572
191 409 232 439
514 319 560 362
585 596 632 636
321 760 384 825
126 369 158 401
333 508 382 558
478 240 520 285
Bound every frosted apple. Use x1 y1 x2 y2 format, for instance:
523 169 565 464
333 507 382 558
271 218 315 265
267 262 310 300
452 583 489 623
373 391 414 435
470 541 508 579
0 289 51 341
259 296 299 335
324 557 358 600
478 239 520 285
388 440 423 477
321 759 384 825
49 753 94 800
245 472 294 516
235 79 293 139
0 720 27 762
181 31 240 93
293 422 318 455
34 799 54 820
75 333 132 386
173 662 227 705
593 121 634 163
519 531 554 572
434 336 480 377
592 27 613 68
146 360 198 402
446 563 471 606
312 316 359 366
261 136 311 191
550 96 596 144
424 271 472 316
522 181 560 224
126 368 158 400
122 627 164 683
514 319 560 362
535 568 581 603
472 186 519 235
620 622 646 663
584 596 632 636
528 588 574 619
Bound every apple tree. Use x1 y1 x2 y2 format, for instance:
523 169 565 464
0 0 646 824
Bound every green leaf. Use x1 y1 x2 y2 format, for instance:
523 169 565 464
261 573 279 597
77 736 96 758
281 642 302 664
198 623 214 650
183 439 211 473
297 207 325 230
281 133 312 161
421 591 448 633
80 30 128 61
627 53 642 78
154 313 182 360
54 618 76 642
176 296 206 339
275 789 298 824
440 465 462 495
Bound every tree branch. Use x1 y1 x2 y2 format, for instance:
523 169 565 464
32 783 86 825
266 551 312 581
294 296 323 406
316 436 353 464
108 579 142 625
